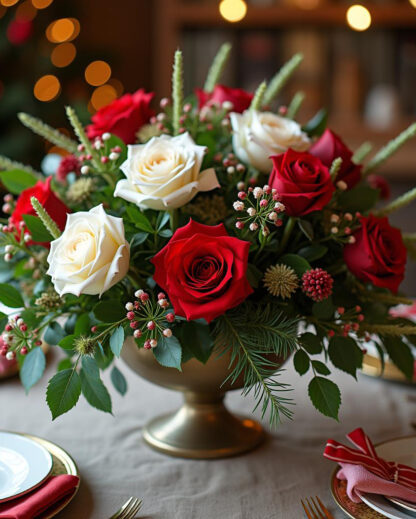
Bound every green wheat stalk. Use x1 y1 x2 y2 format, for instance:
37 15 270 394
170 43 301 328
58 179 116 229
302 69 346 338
0 155 41 177
330 157 343 182
377 187 416 216
65 106 101 171
204 42 232 93
287 91 305 120
352 142 372 164
263 53 303 107
30 196 61 240
18 112 77 153
172 50 184 136
250 81 267 111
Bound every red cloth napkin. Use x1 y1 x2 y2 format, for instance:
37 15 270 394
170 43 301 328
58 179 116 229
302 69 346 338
0 475 79 519
324 428 416 503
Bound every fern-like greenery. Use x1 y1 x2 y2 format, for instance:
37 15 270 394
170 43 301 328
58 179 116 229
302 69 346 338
213 303 299 426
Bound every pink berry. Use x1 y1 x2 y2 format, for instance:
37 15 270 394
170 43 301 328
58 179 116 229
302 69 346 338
35 340 42 346
130 321 138 329
238 191 247 200
20 347 28 355
166 313 175 323
101 156 109 164
147 321 155 331
91 326 98 333
235 221 245 230
358 314 364 322
139 293 149 303
337 307 345 315
158 292 166 300
86 154 93 160
19 324 27 332
134 301 140 310
134 329 142 339
127 311 135 320
163 329 172 338
328 330 335 338
355 305 362 312
5 324 12 332
260 199 268 208
301 268 334 303
144 340 151 350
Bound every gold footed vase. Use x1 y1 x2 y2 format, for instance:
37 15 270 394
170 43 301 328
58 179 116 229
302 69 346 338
121 337 284 459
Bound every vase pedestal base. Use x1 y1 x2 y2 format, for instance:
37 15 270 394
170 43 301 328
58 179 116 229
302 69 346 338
142 393 264 459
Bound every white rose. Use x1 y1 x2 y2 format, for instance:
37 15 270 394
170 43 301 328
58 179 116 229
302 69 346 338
46 204 130 297
230 110 310 173
114 132 220 210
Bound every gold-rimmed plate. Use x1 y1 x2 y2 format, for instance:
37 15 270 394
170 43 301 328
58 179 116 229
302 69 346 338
331 435 416 519
0 432 80 519
361 354 415 384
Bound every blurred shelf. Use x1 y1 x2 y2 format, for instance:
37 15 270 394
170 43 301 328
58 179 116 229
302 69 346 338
175 3 416 28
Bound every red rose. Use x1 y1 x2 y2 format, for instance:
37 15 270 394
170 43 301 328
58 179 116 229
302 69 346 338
309 129 362 189
10 177 70 245
151 220 253 323
195 85 253 113
268 149 335 217
367 174 391 200
86 89 155 144
343 215 406 293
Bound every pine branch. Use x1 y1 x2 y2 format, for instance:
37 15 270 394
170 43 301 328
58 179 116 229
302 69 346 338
360 291 413 306
204 42 232 93
250 81 267 111
376 187 416 217
263 53 303 107
18 112 77 153
330 157 343 182
0 155 41 177
213 303 299 426
352 142 372 164
30 196 61 239
363 123 416 177
287 91 305 120
172 50 184 136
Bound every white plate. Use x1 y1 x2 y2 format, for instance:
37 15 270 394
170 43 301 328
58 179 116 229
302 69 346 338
0 431 53 503
359 436 416 519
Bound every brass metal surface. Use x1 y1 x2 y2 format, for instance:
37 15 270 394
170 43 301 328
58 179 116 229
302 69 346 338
122 337 285 459
362 353 415 383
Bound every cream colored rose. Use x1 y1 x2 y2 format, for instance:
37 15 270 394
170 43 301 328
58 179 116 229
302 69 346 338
114 132 219 211
230 110 310 173
46 205 130 297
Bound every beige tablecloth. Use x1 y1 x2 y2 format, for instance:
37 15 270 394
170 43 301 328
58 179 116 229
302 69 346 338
0 353 414 519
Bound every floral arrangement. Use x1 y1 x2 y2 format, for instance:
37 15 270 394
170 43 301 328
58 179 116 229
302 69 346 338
0 44 415 424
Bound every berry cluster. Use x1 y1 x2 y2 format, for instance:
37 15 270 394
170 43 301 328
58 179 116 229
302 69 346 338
76 133 122 177
328 305 366 339
1 315 41 360
301 268 334 302
328 211 361 244
213 151 246 178
124 289 176 350
233 184 285 236
0 219 32 263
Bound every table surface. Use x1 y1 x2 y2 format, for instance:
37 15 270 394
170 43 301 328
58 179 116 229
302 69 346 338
0 352 414 519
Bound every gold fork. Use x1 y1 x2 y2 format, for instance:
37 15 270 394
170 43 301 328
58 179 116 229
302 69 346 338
301 496 335 519
109 497 142 519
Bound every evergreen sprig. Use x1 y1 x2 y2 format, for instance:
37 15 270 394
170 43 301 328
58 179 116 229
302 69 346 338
18 112 78 153
0 155 41 177
263 53 303 107
213 303 299 426
204 42 232 93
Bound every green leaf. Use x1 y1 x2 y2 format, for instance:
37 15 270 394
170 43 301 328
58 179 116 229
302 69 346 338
44 322 65 345
94 341 114 370
383 337 414 380
159 229 173 238
308 376 341 419
302 109 327 137
57 358 72 371
279 254 310 277
106 135 127 163
328 336 363 379
58 334 75 351
312 360 331 375
298 219 314 241
175 321 214 364
0 283 24 308
46 368 81 420
94 300 126 323
22 215 53 242
153 335 182 370
338 185 379 213
0 169 37 194
312 297 335 320
74 314 90 335
299 332 322 354
20 309 42 329
130 232 149 248
80 368 112 413
298 244 328 262
109 326 124 357
20 347 46 393
157 212 170 231
111 366 127 395
293 349 310 375
126 206 153 233
81 355 100 379
64 314 77 335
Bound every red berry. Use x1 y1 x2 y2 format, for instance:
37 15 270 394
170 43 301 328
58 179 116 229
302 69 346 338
158 292 166 300
127 311 135 320
166 313 175 323
101 156 109 164
140 293 149 303
19 324 27 332
134 301 140 310
91 326 98 333
5 324 12 332
130 321 138 329
147 321 155 331
328 330 335 337
144 339 151 350
20 347 28 355
301 268 334 303
35 340 42 346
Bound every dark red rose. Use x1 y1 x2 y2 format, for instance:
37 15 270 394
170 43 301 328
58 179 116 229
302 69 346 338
367 174 391 200
195 85 253 113
309 129 362 189
268 149 335 217
86 89 155 144
10 177 70 245
151 220 253 323
344 215 406 293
